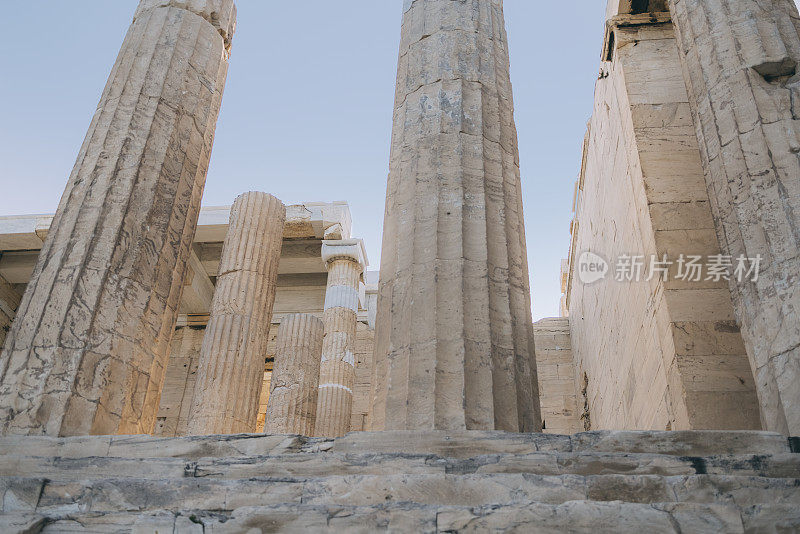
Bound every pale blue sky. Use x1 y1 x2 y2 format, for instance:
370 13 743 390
0 1 610 319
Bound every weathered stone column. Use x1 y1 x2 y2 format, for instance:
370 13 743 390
264 313 324 435
314 240 365 437
668 0 800 435
0 0 235 437
371 0 541 432
187 193 285 435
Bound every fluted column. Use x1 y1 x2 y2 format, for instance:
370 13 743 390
314 240 365 437
668 0 800 435
264 313 324 435
371 0 541 432
0 0 235 437
187 193 285 435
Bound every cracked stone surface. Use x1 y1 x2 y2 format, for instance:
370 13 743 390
0 430 797 532
371 0 541 433
0 0 235 437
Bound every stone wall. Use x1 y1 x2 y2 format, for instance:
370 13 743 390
0 275 20 351
351 322 375 432
565 14 760 431
533 318 581 435
153 327 205 437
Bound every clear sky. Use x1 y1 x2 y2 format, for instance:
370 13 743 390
0 1 611 319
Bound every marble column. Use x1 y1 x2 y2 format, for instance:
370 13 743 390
187 193 285 435
0 0 236 437
371 0 541 432
668 0 800 435
264 313 324 435
314 240 365 438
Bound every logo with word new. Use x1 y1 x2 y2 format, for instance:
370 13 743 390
577 251 609 284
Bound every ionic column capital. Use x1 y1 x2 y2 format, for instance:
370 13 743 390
321 239 367 273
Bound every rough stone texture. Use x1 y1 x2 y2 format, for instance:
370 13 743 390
667 0 800 436
0 275 21 352
565 14 760 431
4 503 799 533
350 321 375 432
153 326 205 437
372 0 541 433
534 318 581 435
315 240 364 438
264 313 323 436
0 0 235 437
0 430 797 532
188 193 285 435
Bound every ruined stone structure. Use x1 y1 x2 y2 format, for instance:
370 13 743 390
0 0 235 437
187 193 285 435
1 0 799 531
264 313 324 435
533 318 581 435
563 0 800 439
371 0 541 433
565 8 761 432
0 201 376 440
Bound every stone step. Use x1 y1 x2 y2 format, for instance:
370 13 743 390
2 473 798 515
3 502 800 533
0 430 791 461
2 451 798 481
0 434 314 460
333 431 795 458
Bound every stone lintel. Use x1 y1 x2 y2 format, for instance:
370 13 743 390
0 202 353 253
603 12 672 61
607 0 669 19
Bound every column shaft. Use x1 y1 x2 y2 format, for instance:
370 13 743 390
187 193 285 435
668 0 800 434
315 242 364 437
372 0 541 432
264 313 324 435
0 0 235 436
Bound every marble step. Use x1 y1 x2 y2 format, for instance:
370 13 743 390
2 473 799 515
2 451 798 481
0 430 792 461
3 501 800 534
